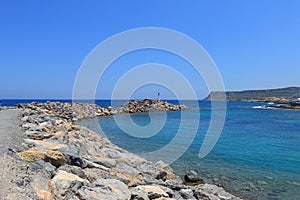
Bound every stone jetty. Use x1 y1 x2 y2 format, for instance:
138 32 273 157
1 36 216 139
3 100 240 200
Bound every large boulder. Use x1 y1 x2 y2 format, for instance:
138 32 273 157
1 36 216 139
50 170 89 198
193 184 241 200
77 179 130 200
184 170 204 185
18 148 65 167
134 185 170 199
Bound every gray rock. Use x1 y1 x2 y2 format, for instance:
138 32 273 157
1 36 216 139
156 171 167 181
184 170 204 184
58 165 87 179
134 185 169 199
83 158 109 171
107 150 121 158
174 191 185 200
115 162 140 174
143 173 165 185
21 116 30 122
22 123 41 131
82 168 109 182
25 130 52 140
130 187 150 200
193 184 241 200
83 156 116 168
51 170 89 199
29 160 57 177
179 188 196 200
165 179 186 190
64 153 85 168
156 185 174 197
77 179 130 200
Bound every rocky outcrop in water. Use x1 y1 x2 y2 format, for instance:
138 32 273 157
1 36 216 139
7 101 240 200
117 99 188 113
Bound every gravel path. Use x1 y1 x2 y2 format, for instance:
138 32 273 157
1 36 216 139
0 109 33 199
0 109 25 154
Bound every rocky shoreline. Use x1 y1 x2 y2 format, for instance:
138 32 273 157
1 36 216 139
2 100 240 200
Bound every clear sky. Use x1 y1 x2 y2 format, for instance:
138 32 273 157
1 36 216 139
0 1 299 99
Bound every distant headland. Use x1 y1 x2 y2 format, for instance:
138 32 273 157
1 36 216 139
205 87 300 108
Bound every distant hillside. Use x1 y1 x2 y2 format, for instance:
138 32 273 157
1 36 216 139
205 87 300 101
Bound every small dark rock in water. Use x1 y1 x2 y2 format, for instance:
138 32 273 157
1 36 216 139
264 176 274 180
184 170 204 184
272 188 286 194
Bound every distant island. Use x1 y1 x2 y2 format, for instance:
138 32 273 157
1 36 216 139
205 87 300 106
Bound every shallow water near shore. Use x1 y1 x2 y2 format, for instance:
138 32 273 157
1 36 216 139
79 101 300 200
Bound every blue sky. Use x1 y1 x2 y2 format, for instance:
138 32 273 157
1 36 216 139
0 1 299 99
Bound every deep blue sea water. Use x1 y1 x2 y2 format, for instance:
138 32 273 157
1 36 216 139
3 100 300 199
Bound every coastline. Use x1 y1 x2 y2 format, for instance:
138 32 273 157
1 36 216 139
0 101 240 200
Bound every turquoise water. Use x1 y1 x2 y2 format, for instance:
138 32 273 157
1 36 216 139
80 101 300 200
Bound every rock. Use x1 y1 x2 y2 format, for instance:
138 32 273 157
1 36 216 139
58 165 87 179
44 150 65 167
18 148 45 162
156 185 175 198
174 191 185 200
135 185 169 199
24 139 67 150
50 170 89 198
193 184 241 200
25 130 52 140
264 176 274 180
86 156 117 168
63 153 85 168
72 117 78 122
115 162 141 174
21 116 30 122
165 179 186 190
184 170 204 184
39 121 49 128
155 161 174 176
29 160 57 177
77 179 130 200
82 168 109 182
131 186 150 200
83 158 109 171
22 123 41 131
179 188 196 200
18 148 65 167
156 171 167 181
35 190 52 200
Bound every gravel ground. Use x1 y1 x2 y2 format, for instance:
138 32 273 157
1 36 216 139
0 109 33 199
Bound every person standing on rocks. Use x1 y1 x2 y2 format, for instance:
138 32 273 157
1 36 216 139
0 100 2 111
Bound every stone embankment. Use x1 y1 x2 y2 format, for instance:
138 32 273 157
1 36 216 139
5 101 239 200
16 99 188 119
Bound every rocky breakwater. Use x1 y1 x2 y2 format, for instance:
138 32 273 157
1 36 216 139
10 101 240 200
116 99 188 113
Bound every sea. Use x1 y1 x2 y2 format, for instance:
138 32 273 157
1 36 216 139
2 99 300 199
